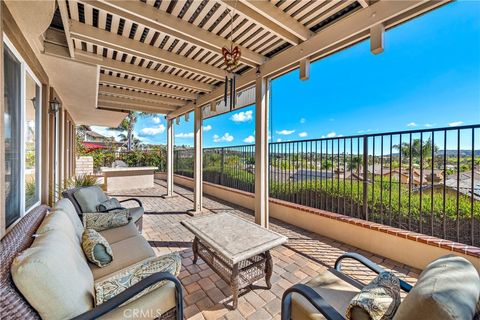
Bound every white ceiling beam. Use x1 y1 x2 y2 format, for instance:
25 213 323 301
299 58 310 81
220 0 303 45
99 73 197 100
73 50 213 92
357 0 370 8
57 0 75 58
98 95 178 111
169 0 448 119
237 0 313 42
69 20 225 80
98 101 175 114
98 86 185 106
87 0 265 66
370 23 385 55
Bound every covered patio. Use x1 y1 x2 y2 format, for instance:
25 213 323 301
111 179 419 319
1 0 479 319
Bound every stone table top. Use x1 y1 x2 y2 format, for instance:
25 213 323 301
100 166 157 173
181 213 287 265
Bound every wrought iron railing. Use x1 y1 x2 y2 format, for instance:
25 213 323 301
174 125 480 246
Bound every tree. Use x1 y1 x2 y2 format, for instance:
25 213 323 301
111 112 153 151
347 156 362 176
394 137 438 167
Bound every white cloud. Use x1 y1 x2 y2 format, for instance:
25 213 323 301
424 123 434 127
327 132 336 138
407 122 417 127
298 132 308 138
203 125 212 132
276 138 282 142
213 133 234 143
243 135 255 143
230 110 253 122
152 117 161 124
276 129 295 135
449 121 463 127
175 132 194 138
300 118 306 124
139 124 166 136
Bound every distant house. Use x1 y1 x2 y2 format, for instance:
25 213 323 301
81 130 120 151
444 170 480 200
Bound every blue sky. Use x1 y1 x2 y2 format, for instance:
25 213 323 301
92 1 480 149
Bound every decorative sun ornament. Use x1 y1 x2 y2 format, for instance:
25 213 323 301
222 44 241 72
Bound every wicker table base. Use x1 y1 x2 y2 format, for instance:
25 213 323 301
192 237 273 309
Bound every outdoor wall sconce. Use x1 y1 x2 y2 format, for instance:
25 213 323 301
48 97 61 114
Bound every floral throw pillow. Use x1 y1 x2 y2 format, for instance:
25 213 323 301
346 271 401 320
83 210 131 231
82 229 114 267
94 252 182 306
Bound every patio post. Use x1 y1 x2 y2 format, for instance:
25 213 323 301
192 107 203 214
255 75 270 228
163 118 175 198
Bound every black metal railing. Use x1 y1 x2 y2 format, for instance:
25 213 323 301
174 125 480 246
174 149 194 178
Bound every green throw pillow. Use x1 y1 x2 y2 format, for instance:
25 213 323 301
346 271 401 320
97 198 122 212
82 229 113 267
83 210 131 231
94 252 182 306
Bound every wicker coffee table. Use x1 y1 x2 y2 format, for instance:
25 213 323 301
181 213 287 309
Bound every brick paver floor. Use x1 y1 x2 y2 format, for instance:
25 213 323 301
110 180 420 320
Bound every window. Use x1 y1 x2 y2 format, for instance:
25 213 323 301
3 37 42 228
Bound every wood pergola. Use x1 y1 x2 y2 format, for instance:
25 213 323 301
43 0 449 227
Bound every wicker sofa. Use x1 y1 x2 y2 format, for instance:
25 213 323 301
0 199 183 320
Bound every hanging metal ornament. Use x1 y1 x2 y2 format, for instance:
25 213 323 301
222 1 240 110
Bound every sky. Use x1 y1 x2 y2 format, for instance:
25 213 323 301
92 1 480 149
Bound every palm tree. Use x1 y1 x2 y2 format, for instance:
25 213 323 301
394 137 438 167
347 156 362 176
111 112 153 151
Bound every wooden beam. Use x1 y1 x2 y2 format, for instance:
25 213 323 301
357 0 370 8
168 0 448 119
89 0 265 66
73 50 213 92
221 0 301 45
57 0 75 58
98 86 185 106
69 20 225 80
370 23 385 55
238 0 313 41
97 99 176 114
99 74 197 100
299 58 310 81
98 95 178 110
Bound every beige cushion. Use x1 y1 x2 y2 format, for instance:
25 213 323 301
292 269 362 320
128 206 144 223
394 255 480 320
99 221 139 244
94 253 181 305
90 235 155 280
54 198 84 240
99 282 177 320
36 210 85 259
74 186 109 213
11 229 95 320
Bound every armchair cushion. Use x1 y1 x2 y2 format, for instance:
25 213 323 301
394 255 480 320
346 271 401 320
74 186 109 213
83 210 131 232
82 229 114 267
97 198 122 212
292 269 362 319
54 198 85 240
94 253 181 306
128 206 144 223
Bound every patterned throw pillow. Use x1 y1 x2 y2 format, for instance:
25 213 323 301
82 229 114 267
97 198 122 212
83 210 131 231
94 252 181 306
346 271 401 320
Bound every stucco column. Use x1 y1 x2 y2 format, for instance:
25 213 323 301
192 107 203 214
163 118 175 198
255 76 269 228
